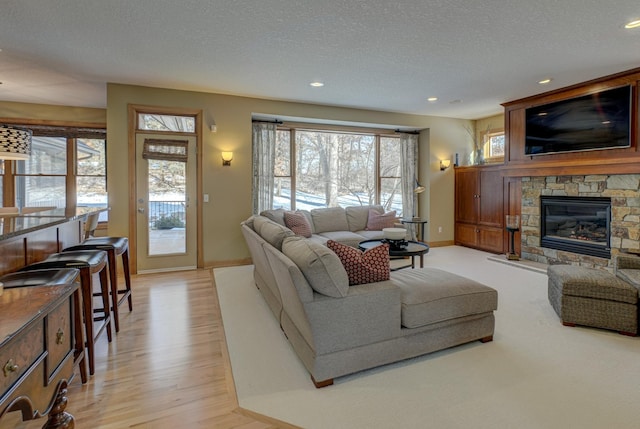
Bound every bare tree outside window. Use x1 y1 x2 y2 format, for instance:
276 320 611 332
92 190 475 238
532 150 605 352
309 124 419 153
273 127 404 215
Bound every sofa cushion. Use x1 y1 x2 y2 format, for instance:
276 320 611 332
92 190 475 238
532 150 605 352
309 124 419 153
259 219 295 251
260 208 286 226
327 240 390 286
354 230 387 241
282 236 349 298
346 205 384 232
366 209 397 230
311 207 349 233
284 210 313 238
391 268 498 328
317 230 367 248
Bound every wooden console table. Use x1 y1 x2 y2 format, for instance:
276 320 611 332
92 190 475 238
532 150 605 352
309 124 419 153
0 283 80 428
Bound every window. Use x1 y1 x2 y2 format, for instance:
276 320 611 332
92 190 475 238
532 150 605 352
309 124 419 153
482 129 505 162
15 136 67 208
1 124 107 217
76 139 107 210
137 113 195 132
274 126 404 215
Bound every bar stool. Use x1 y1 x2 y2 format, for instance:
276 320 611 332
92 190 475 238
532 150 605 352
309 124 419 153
65 237 131 333
20 250 112 376
0 268 88 384
65 212 133 333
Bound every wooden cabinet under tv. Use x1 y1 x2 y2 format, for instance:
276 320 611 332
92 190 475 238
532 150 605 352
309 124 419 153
455 166 504 254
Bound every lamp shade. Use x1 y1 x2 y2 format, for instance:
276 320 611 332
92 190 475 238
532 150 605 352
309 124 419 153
0 125 32 160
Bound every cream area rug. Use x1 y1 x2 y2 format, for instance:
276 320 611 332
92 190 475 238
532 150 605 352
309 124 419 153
214 246 639 429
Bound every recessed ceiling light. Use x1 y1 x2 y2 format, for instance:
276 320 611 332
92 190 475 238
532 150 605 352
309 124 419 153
309 81 324 87
538 78 553 85
427 97 438 102
624 19 640 29
449 99 462 104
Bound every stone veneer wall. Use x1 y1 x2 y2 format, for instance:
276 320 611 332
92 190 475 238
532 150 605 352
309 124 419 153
520 174 640 269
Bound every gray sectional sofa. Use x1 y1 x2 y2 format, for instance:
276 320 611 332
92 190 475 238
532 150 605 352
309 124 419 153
259 204 407 247
240 205 498 387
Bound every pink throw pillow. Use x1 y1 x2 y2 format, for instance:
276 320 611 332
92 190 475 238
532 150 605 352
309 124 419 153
283 211 312 238
366 209 397 230
326 240 390 285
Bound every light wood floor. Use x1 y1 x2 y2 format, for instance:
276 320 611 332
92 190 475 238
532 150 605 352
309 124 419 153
2 269 297 429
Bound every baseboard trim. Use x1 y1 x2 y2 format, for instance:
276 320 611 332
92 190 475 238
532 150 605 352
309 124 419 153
427 240 455 248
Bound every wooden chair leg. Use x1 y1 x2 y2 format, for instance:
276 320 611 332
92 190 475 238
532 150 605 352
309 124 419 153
79 268 95 375
98 267 112 343
72 288 88 384
121 247 133 311
106 249 120 333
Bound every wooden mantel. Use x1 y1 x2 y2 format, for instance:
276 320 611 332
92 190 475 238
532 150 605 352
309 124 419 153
501 66 640 178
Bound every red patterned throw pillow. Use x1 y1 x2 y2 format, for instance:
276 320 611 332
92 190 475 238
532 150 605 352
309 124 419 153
366 209 397 230
326 240 390 285
283 210 312 238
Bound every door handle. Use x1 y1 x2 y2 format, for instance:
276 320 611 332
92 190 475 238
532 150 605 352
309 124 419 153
138 207 145 213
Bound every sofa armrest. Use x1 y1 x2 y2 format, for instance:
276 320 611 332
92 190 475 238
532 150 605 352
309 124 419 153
304 281 401 355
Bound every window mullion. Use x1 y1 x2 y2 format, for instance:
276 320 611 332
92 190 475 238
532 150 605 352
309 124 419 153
290 128 296 211
3 161 15 207
375 135 381 206
67 138 77 209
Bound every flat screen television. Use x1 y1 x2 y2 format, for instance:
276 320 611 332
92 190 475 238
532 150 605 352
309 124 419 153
524 85 632 156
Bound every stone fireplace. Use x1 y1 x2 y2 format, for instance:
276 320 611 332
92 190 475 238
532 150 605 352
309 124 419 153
520 174 640 269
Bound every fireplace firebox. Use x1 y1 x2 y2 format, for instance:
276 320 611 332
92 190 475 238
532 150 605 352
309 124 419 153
540 196 611 258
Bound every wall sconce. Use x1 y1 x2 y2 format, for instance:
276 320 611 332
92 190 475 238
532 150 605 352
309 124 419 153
221 151 233 166
439 159 451 171
0 125 32 160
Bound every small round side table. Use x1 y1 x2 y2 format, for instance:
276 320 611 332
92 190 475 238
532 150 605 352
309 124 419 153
400 218 428 242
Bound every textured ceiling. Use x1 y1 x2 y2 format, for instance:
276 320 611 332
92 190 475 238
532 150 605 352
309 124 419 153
0 0 639 119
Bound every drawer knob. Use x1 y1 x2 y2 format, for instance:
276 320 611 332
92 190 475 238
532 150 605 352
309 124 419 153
3 359 19 377
56 328 65 345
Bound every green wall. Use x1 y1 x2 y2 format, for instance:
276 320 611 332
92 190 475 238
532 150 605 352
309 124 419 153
1 89 502 267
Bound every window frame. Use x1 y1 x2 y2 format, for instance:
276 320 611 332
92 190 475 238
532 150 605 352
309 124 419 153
481 128 506 163
0 120 107 216
274 122 402 213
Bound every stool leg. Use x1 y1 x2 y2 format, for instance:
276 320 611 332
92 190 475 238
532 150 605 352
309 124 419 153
106 249 120 333
121 247 133 312
79 268 95 376
98 267 113 343
72 288 88 384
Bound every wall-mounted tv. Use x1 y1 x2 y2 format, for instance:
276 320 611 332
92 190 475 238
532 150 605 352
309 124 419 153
525 85 632 156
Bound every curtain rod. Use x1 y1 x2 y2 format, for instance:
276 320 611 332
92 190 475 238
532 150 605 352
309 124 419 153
394 129 420 135
252 119 283 124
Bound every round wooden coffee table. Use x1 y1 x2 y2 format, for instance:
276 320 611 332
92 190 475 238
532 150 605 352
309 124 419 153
358 239 430 271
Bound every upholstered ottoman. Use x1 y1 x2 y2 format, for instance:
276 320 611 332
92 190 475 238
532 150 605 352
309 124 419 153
547 265 639 336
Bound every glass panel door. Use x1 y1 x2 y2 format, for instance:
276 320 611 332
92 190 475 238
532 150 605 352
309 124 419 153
135 133 197 272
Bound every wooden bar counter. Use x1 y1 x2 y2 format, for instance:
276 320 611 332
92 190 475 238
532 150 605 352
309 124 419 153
0 206 107 276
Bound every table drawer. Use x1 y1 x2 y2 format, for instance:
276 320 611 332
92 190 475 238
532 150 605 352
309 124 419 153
0 322 44 395
46 297 73 380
